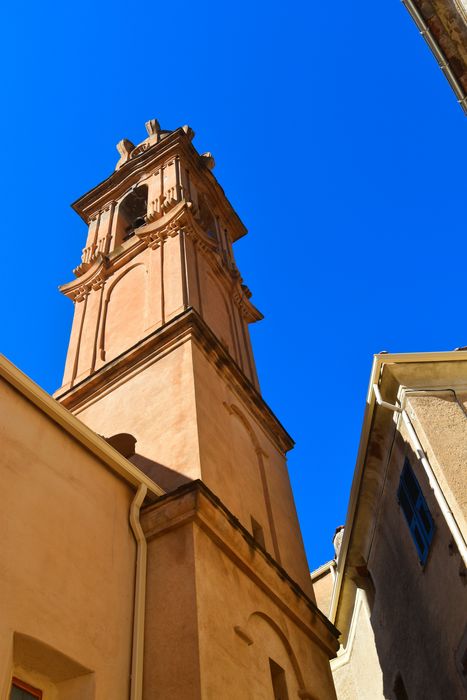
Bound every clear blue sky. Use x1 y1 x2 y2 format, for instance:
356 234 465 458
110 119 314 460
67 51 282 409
1 1 466 569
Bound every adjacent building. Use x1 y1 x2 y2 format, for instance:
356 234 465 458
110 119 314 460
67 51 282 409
402 0 467 113
313 351 467 699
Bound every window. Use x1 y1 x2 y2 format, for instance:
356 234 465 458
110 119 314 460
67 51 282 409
198 194 218 241
115 185 148 246
269 659 289 700
251 516 266 549
10 678 42 699
397 458 435 565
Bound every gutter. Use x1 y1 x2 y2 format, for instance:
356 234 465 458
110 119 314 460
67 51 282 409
329 350 467 624
129 484 148 700
373 385 467 567
402 0 467 115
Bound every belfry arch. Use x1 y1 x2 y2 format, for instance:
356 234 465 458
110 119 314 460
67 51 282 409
114 184 149 248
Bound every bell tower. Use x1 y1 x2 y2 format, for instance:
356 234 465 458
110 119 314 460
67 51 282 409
55 120 339 699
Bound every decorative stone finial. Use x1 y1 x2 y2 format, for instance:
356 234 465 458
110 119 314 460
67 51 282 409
114 120 195 170
333 526 345 560
145 119 161 137
201 152 215 170
182 124 195 141
115 139 135 170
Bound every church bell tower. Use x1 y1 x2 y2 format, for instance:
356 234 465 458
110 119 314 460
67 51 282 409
56 120 338 699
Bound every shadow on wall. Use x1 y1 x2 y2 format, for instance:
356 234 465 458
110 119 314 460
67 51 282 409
363 433 466 700
130 453 190 492
104 432 191 492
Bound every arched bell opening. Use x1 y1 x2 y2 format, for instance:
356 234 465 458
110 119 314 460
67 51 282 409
114 185 149 248
197 193 218 241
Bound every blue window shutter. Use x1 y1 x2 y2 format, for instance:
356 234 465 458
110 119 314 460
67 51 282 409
398 459 435 565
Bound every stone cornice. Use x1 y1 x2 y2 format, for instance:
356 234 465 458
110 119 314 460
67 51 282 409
140 480 339 658
133 199 206 249
60 200 263 322
135 200 263 323
72 128 247 242
59 254 108 302
55 308 294 455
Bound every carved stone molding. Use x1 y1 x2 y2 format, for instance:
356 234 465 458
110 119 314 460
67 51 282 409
60 255 108 302
135 199 219 254
233 626 253 645
116 139 135 170
115 119 184 171
232 284 263 323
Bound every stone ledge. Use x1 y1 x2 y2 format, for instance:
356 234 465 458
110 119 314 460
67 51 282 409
55 308 294 455
141 479 340 658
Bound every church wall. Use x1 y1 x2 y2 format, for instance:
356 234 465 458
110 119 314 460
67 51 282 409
193 523 336 700
195 252 236 360
102 262 148 362
143 522 202 699
140 484 338 700
0 377 136 699
261 443 314 597
312 566 335 616
74 339 201 492
191 342 315 599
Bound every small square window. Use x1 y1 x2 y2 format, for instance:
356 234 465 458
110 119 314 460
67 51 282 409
397 459 435 565
10 678 42 699
269 659 289 700
251 516 266 549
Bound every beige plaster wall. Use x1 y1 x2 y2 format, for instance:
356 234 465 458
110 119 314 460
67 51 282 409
184 238 258 387
313 568 334 617
75 340 201 492
331 590 385 700
191 342 314 598
62 220 258 392
73 335 313 599
407 391 467 538
0 378 136 699
365 426 467 699
141 490 337 700
194 524 335 699
143 522 202 699
103 262 148 362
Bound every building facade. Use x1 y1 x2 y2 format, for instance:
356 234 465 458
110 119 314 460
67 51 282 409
403 0 467 113
1 120 339 699
313 352 467 700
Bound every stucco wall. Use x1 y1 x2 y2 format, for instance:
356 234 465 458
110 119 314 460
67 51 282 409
366 422 467 699
73 332 313 599
313 567 334 617
141 486 338 700
331 590 385 700
191 342 314 598
407 391 467 537
194 524 334 699
75 339 201 492
0 378 136 699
